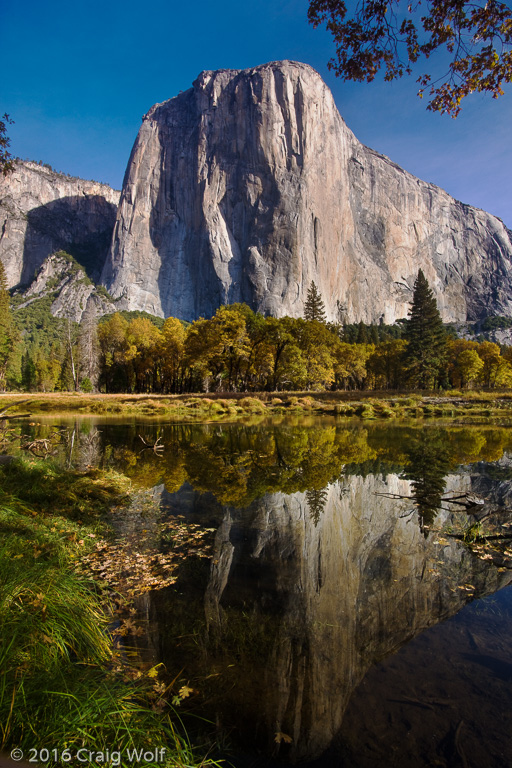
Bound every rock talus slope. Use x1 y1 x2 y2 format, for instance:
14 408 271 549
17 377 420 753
0 160 120 287
18 252 115 323
102 60 512 323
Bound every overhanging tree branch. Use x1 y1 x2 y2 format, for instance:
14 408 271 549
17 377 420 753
308 0 512 115
0 113 15 175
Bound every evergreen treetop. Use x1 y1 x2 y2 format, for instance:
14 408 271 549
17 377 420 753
304 281 327 323
356 320 368 344
403 269 447 388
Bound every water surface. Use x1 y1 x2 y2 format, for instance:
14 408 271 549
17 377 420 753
19 418 512 766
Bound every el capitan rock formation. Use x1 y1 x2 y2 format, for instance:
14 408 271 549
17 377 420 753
102 60 512 323
2 62 512 325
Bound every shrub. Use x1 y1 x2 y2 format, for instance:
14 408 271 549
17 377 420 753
239 397 266 412
80 377 93 393
184 397 202 407
355 404 375 419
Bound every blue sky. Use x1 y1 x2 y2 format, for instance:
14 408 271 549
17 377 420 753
2 0 511 226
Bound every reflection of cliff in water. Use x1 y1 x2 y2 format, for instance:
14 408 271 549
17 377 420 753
151 472 511 763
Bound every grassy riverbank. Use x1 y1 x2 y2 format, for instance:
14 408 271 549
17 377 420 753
3 390 512 423
0 457 220 767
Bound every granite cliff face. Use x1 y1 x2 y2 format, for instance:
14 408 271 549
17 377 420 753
102 60 512 323
0 160 120 288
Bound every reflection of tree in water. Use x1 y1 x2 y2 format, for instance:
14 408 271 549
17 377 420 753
59 422 512 521
306 487 329 526
74 425 103 471
402 431 452 535
344 456 404 479
181 426 376 507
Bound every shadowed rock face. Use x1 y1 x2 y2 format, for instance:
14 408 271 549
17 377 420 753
102 60 512 323
0 161 119 287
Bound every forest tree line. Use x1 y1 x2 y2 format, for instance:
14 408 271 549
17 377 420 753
2 264 512 394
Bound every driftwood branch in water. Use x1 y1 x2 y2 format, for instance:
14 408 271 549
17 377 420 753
441 492 486 509
20 430 67 457
375 491 487 511
138 434 164 454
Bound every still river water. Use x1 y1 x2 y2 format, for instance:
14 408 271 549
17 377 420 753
25 417 512 767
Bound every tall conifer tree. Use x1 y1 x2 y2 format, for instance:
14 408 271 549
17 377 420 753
403 269 447 389
304 281 327 323
356 320 368 344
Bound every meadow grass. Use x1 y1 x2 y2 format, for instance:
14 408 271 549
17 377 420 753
0 459 221 768
3 389 512 424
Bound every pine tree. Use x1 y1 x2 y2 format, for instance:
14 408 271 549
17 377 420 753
306 487 328 526
356 320 368 344
304 281 327 323
21 353 37 391
403 430 451 536
0 114 15 176
370 324 379 345
403 269 447 389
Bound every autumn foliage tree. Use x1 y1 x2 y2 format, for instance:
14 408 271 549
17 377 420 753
0 259 15 390
477 340 512 387
97 314 133 392
368 338 407 389
308 0 512 115
159 317 186 393
6 292 512 394
446 338 491 389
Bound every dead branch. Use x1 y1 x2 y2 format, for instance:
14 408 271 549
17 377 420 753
441 492 486 509
375 490 488 511
20 437 56 457
19 429 67 457
138 434 164 454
